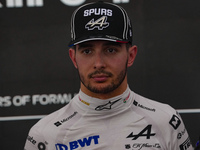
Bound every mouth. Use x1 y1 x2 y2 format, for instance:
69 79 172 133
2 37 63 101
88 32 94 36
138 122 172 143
89 70 113 82
92 74 109 82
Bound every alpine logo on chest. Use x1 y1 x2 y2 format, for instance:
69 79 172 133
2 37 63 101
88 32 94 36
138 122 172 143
127 125 156 140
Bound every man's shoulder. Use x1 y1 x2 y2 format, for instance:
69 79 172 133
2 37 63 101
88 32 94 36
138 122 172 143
131 92 193 150
132 92 180 127
25 100 79 147
133 93 177 115
30 102 72 134
133 92 184 134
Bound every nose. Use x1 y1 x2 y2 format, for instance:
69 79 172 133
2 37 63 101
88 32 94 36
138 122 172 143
94 52 106 69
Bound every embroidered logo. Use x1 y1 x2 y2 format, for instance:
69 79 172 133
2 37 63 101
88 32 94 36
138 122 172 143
85 16 109 30
95 98 121 111
169 114 181 130
179 137 191 150
127 124 156 140
55 135 100 150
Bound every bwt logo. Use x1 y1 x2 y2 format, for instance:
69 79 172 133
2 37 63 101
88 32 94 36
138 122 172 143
55 135 100 150
0 0 130 8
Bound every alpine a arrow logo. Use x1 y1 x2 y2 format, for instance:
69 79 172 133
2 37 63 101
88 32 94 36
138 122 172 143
85 16 109 30
127 125 156 140
95 98 121 111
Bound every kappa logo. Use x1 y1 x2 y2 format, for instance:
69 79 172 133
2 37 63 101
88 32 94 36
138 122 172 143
85 16 109 30
169 114 181 130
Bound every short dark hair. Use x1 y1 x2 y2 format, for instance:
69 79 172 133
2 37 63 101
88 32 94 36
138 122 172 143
126 43 132 51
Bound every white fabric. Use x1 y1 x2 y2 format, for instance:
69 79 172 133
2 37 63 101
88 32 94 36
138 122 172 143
24 87 193 150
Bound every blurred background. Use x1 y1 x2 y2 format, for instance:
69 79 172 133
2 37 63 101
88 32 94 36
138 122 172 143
0 0 200 149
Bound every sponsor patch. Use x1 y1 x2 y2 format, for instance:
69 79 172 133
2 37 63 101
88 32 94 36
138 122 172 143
55 135 100 150
169 114 181 130
54 112 78 127
27 135 37 145
127 125 156 140
133 100 156 112
179 137 191 150
38 142 46 150
177 128 186 139
125 143 161 149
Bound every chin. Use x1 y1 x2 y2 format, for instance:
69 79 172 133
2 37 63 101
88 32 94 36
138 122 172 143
87 83 119 94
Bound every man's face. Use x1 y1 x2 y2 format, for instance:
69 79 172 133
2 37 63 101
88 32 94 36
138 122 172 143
69 40 137 97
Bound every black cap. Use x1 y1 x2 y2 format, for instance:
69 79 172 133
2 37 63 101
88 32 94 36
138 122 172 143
69 1 133 47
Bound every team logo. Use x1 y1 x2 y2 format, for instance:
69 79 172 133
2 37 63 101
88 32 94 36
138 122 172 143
54 121 62 127
27 135 37 145
125 143 161 149
177 128 186 139
169 114 181 130
125 144 131 149
26 135 47 150
179 137 191 150
133 100 156 112
55 135 100 150
54 112 78 127
95 99 121 111
127 125 156 140
38 142 46 150
85 16 109 30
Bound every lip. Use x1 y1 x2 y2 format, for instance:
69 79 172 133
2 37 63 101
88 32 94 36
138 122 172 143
92 75 109 82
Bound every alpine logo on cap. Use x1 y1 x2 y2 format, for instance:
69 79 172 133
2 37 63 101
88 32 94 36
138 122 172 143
85 16 109 30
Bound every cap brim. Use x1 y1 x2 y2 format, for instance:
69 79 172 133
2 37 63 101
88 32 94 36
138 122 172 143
68 36 129 47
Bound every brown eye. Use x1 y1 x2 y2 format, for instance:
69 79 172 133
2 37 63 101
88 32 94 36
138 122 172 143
107 48 116 53
83 49 91 54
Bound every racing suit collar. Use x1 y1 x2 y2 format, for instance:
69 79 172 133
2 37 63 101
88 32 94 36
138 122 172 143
74 86 134 114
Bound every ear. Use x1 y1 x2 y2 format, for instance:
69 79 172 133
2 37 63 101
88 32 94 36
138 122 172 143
69 48 78 68
127 45 137 67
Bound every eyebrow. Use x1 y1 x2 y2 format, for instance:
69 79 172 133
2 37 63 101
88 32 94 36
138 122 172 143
77 41 122 50
103 41 122 47
77 43 93 50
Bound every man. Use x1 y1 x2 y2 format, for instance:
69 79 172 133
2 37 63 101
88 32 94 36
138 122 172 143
24 1 193 150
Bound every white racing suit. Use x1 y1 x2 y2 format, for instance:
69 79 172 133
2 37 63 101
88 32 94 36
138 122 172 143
24 87 193 150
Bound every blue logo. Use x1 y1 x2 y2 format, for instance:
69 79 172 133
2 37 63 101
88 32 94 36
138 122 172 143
55 135 100 150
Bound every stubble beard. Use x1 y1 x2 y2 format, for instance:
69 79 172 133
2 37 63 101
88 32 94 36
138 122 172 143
77 62 128 94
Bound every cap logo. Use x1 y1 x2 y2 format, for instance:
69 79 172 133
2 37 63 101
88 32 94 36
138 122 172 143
69 2 133 47
85 16 109 30
84 8 112 16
